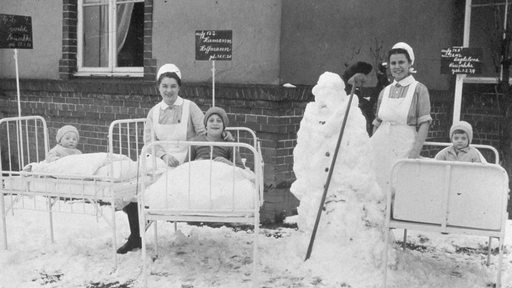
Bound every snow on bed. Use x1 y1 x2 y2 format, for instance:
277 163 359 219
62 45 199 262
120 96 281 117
23 153 166 180
2 153 167 210
144 160 257 210
24 153 139 180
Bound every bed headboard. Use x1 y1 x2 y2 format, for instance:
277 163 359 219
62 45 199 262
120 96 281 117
390 159 509 232
0 116 49 172
108 118 147 162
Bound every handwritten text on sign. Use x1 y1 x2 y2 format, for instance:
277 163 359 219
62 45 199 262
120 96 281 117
441 47 482 75
195 30 232 61
0 14 33 49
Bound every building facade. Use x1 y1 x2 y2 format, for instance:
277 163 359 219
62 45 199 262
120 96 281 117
2 0 507 220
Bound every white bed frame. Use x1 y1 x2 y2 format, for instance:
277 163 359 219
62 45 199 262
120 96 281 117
138 127 264 288
0 116 148 267
383 143 509 288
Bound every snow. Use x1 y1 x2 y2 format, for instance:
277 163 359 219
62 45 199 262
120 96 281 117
0 205 510 288
290 71 387 286
145 160 256 210
0 71 511 287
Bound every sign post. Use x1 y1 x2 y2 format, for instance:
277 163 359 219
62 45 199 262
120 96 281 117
195 30 232 107
0 14 33 117
1 14 33 190
440 46 482 123
14 49 21 118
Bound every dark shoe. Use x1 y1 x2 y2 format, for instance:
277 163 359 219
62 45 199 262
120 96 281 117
116 236 142 254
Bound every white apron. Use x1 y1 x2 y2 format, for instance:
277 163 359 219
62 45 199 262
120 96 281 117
370 81 418 194
152 99 191 164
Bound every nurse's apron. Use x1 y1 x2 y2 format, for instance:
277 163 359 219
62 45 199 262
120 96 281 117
370 81 418 195
152 99 191 164
116 100 190 209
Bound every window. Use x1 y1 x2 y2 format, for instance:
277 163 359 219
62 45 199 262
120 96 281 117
465 0 511 83
77 0 144 76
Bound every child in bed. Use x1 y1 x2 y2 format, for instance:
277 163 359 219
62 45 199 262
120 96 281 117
184 106 245 169
435 121 485 163
46 125 82 162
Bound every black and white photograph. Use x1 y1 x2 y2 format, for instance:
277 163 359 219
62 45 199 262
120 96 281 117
0 1 511 287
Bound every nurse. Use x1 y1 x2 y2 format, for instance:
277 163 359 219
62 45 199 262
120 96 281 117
144 63 206 167
117 63 206 254
370 42 432 194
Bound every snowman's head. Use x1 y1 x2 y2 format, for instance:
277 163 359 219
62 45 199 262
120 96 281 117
312 72 347 108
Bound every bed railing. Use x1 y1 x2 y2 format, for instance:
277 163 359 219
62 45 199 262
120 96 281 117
423 141 500 164
0 116 148 268
138 128 264 288
383 143 509 288
0 115 49 172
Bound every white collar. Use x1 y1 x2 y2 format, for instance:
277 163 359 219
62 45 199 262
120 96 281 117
160 96 183 109
392 75 416 87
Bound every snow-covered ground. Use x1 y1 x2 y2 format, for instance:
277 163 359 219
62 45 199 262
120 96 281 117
0 204 510 288
1 71 510 288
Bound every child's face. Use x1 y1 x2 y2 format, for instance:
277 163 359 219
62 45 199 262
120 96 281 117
60 132 78 149
206 114 224 137
451 132 469 150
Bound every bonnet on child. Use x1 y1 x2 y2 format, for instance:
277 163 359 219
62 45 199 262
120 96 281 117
450 121 473 144
56 125 79 143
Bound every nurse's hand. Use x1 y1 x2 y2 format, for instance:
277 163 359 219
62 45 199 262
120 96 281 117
348 73 367 88
222 131 235 142
162 154 180 167
214 156 232 166
408 148 421 159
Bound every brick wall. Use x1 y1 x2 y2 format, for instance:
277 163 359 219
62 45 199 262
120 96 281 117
59 0 77 79
0 79 508 221
460 85 502 146
0 78 310 222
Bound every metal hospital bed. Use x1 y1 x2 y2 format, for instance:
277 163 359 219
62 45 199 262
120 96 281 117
0 116 149 267
138 127 264 288
383 143 509 288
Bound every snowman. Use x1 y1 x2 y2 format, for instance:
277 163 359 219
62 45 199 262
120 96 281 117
290 72 390 283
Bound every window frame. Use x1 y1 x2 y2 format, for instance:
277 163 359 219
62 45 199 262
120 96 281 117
463 0 511 84
76 0 144 77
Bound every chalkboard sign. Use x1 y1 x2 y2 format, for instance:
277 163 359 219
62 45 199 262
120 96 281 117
0 14 33 49
195 30 232 61
441 47 482 75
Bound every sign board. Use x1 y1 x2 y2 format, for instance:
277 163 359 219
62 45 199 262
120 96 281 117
195 30 232 61
0 14 33 49
441 47 482 75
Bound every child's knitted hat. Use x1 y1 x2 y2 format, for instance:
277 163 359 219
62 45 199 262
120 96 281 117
204 106 229 128
56 125 79 143
450 121 473 144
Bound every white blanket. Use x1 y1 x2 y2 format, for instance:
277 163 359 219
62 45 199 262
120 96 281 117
25 153 166 181
145 160 257 210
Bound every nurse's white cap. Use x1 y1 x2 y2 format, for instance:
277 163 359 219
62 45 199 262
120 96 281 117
156 63 182 80
392 42 415 66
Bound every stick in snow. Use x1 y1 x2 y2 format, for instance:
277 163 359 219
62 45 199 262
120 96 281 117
304 79 359 261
